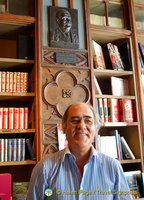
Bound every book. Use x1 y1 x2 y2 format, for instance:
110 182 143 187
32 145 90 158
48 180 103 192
93 76 102 95
121 136 135 159
13 72 17 93
24 107 29 129
57 123 68 151
0 173 11 200
111 77 129 96
124 170 141 199
3 107 8 129
19 107 24 129
8 107 14 129
21 138 25 161
0 138 4 162
25 138 36 161
5 71 10 92
103 98 108 122
0 107 3 129
107 42 124 71
8 139 12 161
92 40 106 69
98 98 104 123
109 129 122 160
13 182 29 200
11 138 17 161
9 72 13 93
120 99 134 122
1 71 6 92
138 42 144 64
4 138 8 162
14 107 19 129
100 135 118 159
110 99 120 122
119 41 132 71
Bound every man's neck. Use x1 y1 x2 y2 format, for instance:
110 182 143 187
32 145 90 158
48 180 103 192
69 146 92 175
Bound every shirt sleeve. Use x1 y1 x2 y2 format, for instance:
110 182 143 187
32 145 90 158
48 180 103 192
26 159 49 200
113 160 133 200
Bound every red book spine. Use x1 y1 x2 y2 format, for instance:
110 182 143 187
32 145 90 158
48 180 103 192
0 71 2 92
20 72 24 93
23 72 28 93
24 107 29 129
19 107 24 129
5 71 10 92
13 72 17 93
1 71 6 92
9 72 13 93
124 99 134 122
3 107 8 129
111 99 120 122
0 107 3 129
8 107 14 129
16 72 20 93
119 99 125 122
14 107 19 129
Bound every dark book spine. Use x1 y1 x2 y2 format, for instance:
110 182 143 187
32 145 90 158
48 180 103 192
25 138 36 161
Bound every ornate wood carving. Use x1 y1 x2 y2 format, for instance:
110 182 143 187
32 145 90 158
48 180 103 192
42 123 58 155
42 69 90 118
42 47 89 67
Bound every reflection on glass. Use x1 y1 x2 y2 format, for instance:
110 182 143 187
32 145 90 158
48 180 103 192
90 1 106 26
134 6 144 30
108 4 124 28
134 0 144 4
0 0 5 13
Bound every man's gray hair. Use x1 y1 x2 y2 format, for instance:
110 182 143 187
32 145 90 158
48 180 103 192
62 103 102 132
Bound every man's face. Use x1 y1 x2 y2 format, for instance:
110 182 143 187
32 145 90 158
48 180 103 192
64 104 96 151
59 12 72 33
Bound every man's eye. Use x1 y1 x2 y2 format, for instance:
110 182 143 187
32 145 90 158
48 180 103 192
71 119 80 124
85 119 93 124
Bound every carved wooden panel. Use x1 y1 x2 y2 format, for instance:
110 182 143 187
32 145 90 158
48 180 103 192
41 67 91 120
42 47 89 68
42 123 58 155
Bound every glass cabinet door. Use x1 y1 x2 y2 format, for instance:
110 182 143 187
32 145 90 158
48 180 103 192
90 0 124 29
134 1 144 30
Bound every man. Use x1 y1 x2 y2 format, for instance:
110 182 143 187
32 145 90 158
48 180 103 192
27 103 132 200
51 9 78 44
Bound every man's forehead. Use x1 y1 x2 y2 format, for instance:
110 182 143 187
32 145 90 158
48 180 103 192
68 104 94 117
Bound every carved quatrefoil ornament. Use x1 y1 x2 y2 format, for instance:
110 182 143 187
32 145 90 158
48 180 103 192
43 71 90 117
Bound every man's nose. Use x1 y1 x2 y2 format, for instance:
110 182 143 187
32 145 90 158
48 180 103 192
77 119 86 128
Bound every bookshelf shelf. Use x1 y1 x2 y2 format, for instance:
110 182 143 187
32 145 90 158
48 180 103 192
0 92 35 101
0 129 35 134
0 58 34 68
94 69 133 78
95 94 135 99
0 160 36 166
120 159 141 164
104 122 138 127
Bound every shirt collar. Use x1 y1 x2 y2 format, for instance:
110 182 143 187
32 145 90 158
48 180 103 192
62 145 98 162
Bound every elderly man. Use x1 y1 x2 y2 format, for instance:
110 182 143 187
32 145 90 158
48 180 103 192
27 103 132 200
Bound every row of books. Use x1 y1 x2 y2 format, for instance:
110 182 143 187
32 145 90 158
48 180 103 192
0 107 29 129
0 138 35 162
96 98 134 123
98 129 135 161
0 71 28 93
0 138 25 162
92 40 132 71
141 71 144 92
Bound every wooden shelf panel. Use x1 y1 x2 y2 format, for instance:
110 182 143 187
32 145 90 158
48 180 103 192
0 57 34 68
95 94 135 99
90 25 131 43
0 92 35 101
0 160 36 166
94 69 133 78
120 159 141 164
104 122 138 127
0 129 35 134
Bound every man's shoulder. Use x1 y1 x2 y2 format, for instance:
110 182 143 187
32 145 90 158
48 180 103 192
96 150 120 166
